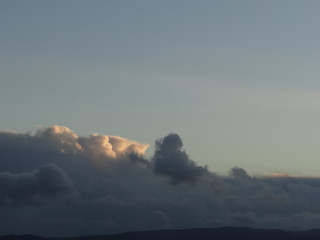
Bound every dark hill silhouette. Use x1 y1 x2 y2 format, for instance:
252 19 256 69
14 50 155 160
3 227 320 240
0 235 45 240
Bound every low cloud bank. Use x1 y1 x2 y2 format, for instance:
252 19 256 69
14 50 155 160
0 163 75 206
1 126 320 236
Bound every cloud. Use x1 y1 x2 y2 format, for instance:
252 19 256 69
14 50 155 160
0 163 75 206
1 126 320 236
152 133 209 184
229 167 251 180
0 125 149 170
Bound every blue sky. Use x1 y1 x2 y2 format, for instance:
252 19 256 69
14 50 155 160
2 0 320 175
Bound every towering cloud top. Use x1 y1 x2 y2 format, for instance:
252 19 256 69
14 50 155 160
153 133 208 184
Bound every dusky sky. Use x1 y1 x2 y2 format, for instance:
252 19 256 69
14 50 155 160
3 1 320 236
2 0 320 175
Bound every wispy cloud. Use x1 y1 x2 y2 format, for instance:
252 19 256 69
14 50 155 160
174 77 320 113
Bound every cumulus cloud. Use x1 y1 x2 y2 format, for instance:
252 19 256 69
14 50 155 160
0 163 75 206
1 125 320 236
152 133 209 184
0 125 148 170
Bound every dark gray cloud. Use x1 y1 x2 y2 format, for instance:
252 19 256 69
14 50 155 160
1 126 320 236
152 133 209 184
0 163 75 206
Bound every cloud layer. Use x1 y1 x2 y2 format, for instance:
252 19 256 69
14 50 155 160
1 126 320 237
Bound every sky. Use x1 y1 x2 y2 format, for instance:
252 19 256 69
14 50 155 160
2 0 320 175
2 0 320 236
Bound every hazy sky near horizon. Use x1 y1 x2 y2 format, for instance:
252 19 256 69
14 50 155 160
2 0 320 176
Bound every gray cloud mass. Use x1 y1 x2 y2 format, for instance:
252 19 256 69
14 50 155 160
1 126 320 237
0 163 75 207
152 133 209 184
